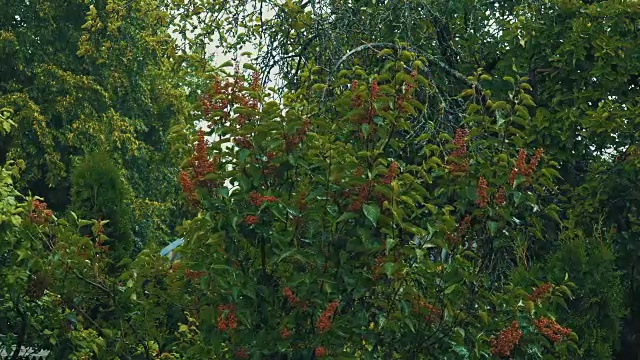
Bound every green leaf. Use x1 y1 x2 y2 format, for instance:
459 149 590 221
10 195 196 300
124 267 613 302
384 262 395 277
487 221 498 236
336 212 358 224
218 60 234 68
403 318 416 333
363 204 380 226
243 63 258 71
311 83 327 92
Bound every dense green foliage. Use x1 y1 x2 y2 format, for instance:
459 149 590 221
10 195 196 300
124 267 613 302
1 0 639 359
70 152 134 263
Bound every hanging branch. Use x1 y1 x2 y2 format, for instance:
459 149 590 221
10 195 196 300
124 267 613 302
322 42 482 102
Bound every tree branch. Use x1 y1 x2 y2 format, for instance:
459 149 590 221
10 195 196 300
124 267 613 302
322 42 482 102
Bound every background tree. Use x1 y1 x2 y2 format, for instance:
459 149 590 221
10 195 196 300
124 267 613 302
0 0 191 248
70 152 134 264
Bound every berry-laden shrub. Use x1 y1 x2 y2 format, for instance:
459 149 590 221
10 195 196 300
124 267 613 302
70 151 134 264
171 57 578 358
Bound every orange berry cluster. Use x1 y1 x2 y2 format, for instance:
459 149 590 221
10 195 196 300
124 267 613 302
192 130 216 177
370 79 380 100
184 268 206 280
509 148 544 186
29 199 53 225
217 304 238 331
280 327 292 339
179 130 220 206
244 215 259 225
534 316 572 343
445 215 472 246
282 287 307 310
233 136 253 149
260 152 279 177
316 300 340 334
250 71 261 91
447 128 470 173
348 161 400 211
451 128 469 158
527 283 553 302
348 181 373 212
234 347 249 359
285 118 310 151
314 346 328 357
476 176 489 208
200 69 261 127
351 80 362 107
179 170 197 205
382 162 399 185
490 321 523 358
249 192 278 206
494 186 507 206
412 299 442 323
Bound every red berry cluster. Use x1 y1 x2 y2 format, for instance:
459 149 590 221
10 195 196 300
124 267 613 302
490 321 523 358
280 327 292 339
534 317 572 343
494 186 507 206
249 192 278 206
184 268 206 280
445 215 472 246
351 80 362 107
233 136 253 150
348 162 401 211
370 79 380 100
451 128 469 158
192 130 216 178
244 215 259 225
348 181 373 212
250 71 261 91
200 69 261 128
447 128 470 173
180 130 220 206
349 79 382 139
285 118 310 151
382 162 399 185
314 346 328 357
476 176 489 208
260 152 279 177
413 299 442 323
29 199 53 225
509 148 544 186
283 287 308 310
366 80 380 120
316 300 340 334
217 304 238 331
179 171 197 206
234 347 249 359
527 283 553 302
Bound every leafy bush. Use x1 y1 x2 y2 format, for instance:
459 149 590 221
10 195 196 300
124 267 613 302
70 152 133 263
169 58 578 358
